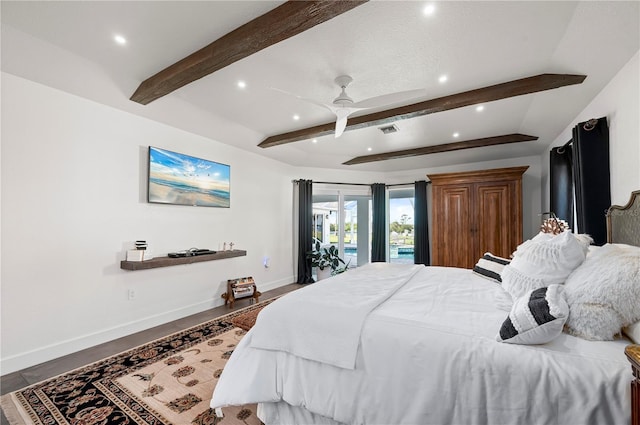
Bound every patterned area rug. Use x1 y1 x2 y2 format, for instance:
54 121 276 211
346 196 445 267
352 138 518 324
1 297 278 425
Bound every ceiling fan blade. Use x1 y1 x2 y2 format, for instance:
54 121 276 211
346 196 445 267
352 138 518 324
271 87 333 112
334 108 351 138
351 88 428 109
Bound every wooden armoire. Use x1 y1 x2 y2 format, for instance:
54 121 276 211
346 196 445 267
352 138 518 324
427 166 528 269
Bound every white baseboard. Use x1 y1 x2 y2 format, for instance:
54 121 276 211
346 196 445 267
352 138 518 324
255 276 295 295
0 275 294 376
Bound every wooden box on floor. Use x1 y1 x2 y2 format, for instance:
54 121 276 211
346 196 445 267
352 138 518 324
222 276 261 308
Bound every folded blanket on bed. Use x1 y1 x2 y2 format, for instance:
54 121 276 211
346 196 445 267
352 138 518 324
249 263 424 369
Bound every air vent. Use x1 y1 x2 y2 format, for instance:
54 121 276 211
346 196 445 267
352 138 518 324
379 124 399 134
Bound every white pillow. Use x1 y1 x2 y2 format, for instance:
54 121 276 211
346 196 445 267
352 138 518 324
494 288 515 312
501 231 591 300
497 284 569 345
564 243 640 341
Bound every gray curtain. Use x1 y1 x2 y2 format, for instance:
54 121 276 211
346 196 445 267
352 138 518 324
296 179 314 283
572 117 610 245
413 180 430 265
371 183 386 262
550 144 574 229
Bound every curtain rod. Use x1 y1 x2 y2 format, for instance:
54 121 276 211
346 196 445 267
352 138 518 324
557 117 600 153
292 180 430 187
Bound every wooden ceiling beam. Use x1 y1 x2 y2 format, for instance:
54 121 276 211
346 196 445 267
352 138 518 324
258 73 585 148
130 0 368 105
343 134 539 165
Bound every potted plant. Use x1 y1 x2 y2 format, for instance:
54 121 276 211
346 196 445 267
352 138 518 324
307 241 349 280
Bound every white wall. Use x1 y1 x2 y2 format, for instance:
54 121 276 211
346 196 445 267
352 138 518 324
541 50 640 208
0 73 546 374
1 73 298 374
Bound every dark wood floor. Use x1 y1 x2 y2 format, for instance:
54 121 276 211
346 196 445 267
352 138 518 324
0 283 303 424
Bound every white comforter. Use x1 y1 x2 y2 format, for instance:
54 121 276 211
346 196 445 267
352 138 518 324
251 262 424 369
211 264 631 425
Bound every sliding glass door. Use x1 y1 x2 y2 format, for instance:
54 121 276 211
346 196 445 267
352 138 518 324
310 184 415 270
312 185 371 273
388 186 415 264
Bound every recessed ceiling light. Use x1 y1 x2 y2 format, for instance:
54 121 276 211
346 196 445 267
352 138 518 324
367 147 373 152
476 105 485 112
293 114 300 121
237 81 246 89
423 4 436 16
312 139 318 144
438 75 448 84
114 34 127 45
453 132 460 138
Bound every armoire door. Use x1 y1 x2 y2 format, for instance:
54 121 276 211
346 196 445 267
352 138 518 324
475 181 514 261
431 184 475 268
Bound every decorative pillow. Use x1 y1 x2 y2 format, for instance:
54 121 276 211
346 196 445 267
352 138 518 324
494 288 515 312
624 322 640 344
473 252 510 283
586 244 602 258
497 284 569 344
564 243 640 341
501 231 591 300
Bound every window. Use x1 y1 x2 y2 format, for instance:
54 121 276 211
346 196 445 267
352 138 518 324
388 187 415 264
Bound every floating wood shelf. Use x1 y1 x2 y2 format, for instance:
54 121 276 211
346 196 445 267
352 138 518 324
120 250 246 271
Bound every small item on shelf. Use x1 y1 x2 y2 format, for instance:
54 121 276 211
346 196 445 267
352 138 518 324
168 248 216 258
223 242 227 251
229 242 234 250
126 249 145 262
135 240 147 250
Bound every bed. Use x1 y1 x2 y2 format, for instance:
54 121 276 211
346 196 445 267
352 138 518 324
211 191 640 425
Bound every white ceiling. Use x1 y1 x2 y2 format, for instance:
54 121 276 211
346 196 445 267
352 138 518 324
2 1 639 172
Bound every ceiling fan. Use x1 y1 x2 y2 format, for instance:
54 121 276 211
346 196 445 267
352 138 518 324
274 75 427 138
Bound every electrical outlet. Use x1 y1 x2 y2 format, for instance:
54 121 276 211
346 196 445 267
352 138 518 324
128 289 136 300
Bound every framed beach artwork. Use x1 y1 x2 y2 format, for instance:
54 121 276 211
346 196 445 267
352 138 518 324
147 146 230 207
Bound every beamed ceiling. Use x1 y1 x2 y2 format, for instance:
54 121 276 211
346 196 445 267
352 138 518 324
2 1 639 172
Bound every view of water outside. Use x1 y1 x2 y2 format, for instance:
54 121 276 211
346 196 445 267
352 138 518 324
389 197 414 264
313 192 415 269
